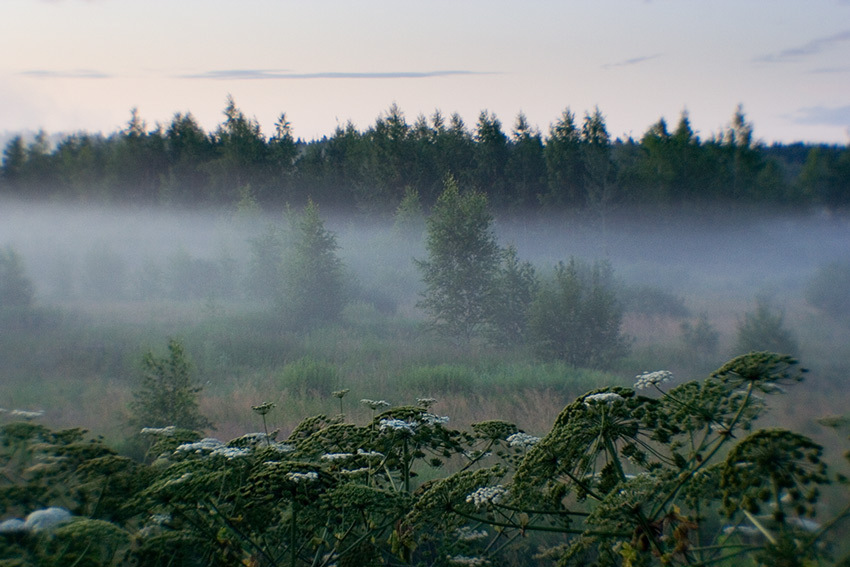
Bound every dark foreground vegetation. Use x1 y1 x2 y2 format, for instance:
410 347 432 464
4 352 850 567
2 99 849 212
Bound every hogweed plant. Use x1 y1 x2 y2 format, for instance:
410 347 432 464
2 352 850 566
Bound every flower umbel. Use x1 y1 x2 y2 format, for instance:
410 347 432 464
466 485 506 508
634 370 673 390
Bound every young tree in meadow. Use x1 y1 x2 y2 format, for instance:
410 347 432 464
128 338 212 431
484 244 538 347
415 176 502 341
528 258 629 368
280 199 346 328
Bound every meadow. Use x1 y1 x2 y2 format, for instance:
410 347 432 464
1 200 848 447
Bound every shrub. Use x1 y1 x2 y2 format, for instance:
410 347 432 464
128 338 212 432
528 258 630 368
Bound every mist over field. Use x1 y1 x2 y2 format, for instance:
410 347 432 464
2 194 850 443
2 198 847 322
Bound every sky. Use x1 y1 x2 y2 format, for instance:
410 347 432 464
1 0 849 145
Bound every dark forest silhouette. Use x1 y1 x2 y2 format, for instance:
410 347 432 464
2 99 848 212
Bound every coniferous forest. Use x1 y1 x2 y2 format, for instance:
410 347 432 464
2 99 849 213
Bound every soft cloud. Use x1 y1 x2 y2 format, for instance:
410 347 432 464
178 69 488 80
809 65 850 74
791 105 850 126
19 69 111 79
757 30 850 63
602 54 661 70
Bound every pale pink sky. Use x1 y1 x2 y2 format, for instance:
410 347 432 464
1 0 849 144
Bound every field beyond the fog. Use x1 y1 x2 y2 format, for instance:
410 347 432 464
1 201 849 451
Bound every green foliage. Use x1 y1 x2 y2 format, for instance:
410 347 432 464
279 199 347 328
3 352 850 566
128 339 212 432
528 258 630 368
0 246 34 309
735 298 799 356
484 244 538 347
3 101 850 210
415 177 502 341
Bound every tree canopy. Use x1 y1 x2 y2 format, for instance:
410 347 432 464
2 101 848 212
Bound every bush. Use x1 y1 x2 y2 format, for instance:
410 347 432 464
528 258 630 368
128 338 212 432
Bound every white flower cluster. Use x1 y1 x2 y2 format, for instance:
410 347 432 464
0 507 72 534
380 418 417 434
150 513 171 525
416 397 438 408
466 485 506 508
321 452 355 461
357 448 385 459
421 413 450 426
506 432 540 449
234 432 278 447
583 392 625 406
447 555 489 566
455 526 488 541
340 467 370 476
140 426 177 436
269 442 296 453
361 399 391 410
286 471 319 483
175 438 225 454
634 370 673 390
211 446 251 460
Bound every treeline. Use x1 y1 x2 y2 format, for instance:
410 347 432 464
2 97 849 211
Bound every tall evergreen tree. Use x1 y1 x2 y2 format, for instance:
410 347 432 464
280 200 346 328
544 108 584 207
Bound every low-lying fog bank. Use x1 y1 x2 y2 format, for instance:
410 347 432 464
1 199 846 316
